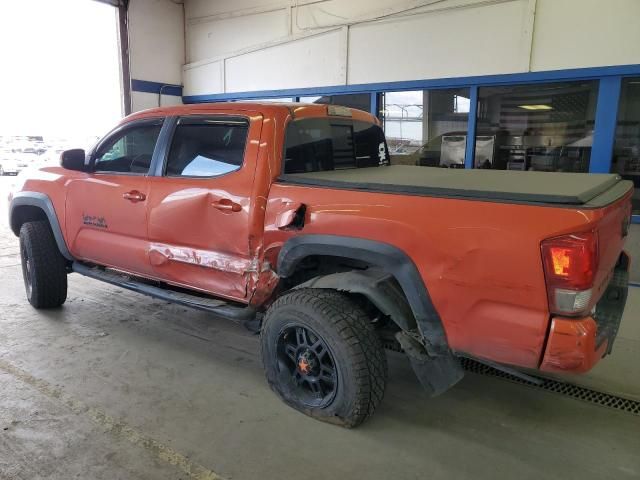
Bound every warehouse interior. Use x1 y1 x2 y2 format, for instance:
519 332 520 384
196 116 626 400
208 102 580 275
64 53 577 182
1 0 639 479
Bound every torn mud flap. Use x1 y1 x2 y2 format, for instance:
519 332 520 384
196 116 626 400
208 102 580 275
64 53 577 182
395 331 464 396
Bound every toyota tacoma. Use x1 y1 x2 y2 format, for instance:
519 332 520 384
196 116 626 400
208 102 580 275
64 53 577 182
8 102 632 427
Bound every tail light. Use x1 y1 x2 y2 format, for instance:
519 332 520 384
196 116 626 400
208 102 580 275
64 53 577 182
541 231 598 316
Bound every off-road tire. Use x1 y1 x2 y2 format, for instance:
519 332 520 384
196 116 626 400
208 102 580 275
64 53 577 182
19 221 68 308
260 288 387 428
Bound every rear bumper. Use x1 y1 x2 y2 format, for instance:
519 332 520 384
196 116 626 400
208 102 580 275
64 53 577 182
540 251 629 374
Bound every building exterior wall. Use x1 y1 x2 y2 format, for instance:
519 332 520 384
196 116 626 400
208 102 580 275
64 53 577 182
182 0 640 97
128 0 185 112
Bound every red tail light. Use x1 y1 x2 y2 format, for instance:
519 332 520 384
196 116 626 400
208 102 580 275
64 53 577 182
541 231 598 316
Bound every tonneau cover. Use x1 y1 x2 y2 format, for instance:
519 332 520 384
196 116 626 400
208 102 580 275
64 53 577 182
281 165 625 205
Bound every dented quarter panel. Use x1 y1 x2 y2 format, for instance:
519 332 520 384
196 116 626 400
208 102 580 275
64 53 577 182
263 181 613 369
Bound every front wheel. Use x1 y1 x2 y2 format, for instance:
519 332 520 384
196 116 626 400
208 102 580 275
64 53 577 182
260 288 387 428
19 221 68 308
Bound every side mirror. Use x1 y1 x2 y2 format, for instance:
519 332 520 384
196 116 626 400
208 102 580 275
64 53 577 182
60 149 87 171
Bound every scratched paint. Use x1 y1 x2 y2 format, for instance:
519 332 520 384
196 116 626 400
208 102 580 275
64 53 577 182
149 243 252 275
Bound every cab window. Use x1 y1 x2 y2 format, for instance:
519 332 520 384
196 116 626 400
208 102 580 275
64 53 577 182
165 117 248 177
283 118 388 174
94 123 162 174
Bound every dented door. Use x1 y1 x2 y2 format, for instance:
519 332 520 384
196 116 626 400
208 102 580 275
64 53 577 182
145 114 263 301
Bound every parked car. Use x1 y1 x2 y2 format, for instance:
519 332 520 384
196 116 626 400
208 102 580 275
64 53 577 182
8 103 632 427
0 158 20 175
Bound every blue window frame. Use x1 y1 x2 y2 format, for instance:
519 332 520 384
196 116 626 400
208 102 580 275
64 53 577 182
184 63 640 222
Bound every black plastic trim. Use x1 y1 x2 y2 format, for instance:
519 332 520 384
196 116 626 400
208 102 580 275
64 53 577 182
72 262 256 321
276 174 633 209
9 192 74 261
150 116 178 176
277 234 449 354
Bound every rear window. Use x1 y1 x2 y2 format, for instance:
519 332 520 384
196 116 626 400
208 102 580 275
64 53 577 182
283 118 389 174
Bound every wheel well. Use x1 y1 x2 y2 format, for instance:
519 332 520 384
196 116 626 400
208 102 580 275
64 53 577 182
10 205 48 236
281 255 413 338
281 254 373 290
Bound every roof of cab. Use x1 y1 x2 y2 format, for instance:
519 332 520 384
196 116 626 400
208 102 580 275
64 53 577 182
122 102 379 125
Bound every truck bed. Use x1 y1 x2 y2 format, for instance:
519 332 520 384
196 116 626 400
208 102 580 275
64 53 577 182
280 165 632 207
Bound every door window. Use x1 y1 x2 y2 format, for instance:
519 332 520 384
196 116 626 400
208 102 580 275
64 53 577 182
165 118 248 177
94 123 162 174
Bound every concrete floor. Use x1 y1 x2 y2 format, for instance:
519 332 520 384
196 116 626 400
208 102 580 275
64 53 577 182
1 176 639 480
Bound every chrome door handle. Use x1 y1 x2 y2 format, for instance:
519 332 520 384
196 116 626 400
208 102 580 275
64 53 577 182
123 190 146 202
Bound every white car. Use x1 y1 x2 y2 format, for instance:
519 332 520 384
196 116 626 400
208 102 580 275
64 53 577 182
0 158 20 175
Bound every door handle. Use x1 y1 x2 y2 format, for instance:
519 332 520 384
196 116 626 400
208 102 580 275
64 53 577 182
213 199 242 212
122 190 146 202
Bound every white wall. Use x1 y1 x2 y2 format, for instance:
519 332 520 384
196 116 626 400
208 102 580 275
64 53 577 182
128 0 185 111
182 0 640 97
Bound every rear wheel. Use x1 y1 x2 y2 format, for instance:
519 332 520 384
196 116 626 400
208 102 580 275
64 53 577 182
19 221 68 308
260 288 387 428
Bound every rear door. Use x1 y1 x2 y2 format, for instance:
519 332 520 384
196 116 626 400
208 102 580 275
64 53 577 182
65 118 163 276
145 114 262 301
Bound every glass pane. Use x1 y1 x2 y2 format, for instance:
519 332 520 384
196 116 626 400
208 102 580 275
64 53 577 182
612 77 640 214
299 93 371 112
380 88 470 167
476 81 597 171
95 124 161 173
283 118 388 174
166 122 248 177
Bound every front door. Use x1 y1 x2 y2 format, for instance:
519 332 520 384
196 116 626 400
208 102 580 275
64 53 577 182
65 119 163 276
146 114 262 301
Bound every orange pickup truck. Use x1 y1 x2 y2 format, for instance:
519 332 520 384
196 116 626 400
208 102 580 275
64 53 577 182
8 103 632 427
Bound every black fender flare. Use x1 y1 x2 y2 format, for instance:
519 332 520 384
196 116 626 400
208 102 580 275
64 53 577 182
294 268 417 332
9 191 74 261
277 234 449 355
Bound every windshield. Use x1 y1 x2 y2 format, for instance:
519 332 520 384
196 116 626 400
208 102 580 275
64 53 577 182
283 118 389 174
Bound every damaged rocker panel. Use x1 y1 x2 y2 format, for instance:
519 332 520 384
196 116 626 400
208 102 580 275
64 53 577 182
148 243 252 275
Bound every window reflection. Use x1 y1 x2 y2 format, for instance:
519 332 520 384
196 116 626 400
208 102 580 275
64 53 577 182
476 81 597 172
379 88 470 167
612 77 640 213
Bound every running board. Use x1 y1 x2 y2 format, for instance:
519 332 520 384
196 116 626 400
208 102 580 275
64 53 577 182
72 262 256 322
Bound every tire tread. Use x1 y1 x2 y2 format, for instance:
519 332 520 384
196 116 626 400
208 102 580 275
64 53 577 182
261 288 387 427
19 221 67 308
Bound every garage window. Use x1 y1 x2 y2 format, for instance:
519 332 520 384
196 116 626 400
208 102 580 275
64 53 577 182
475 81 598 171
165 118 248 178
611 77 640 214
379 88 470 167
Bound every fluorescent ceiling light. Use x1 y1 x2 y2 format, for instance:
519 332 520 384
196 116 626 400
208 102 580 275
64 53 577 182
518 104 553 111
